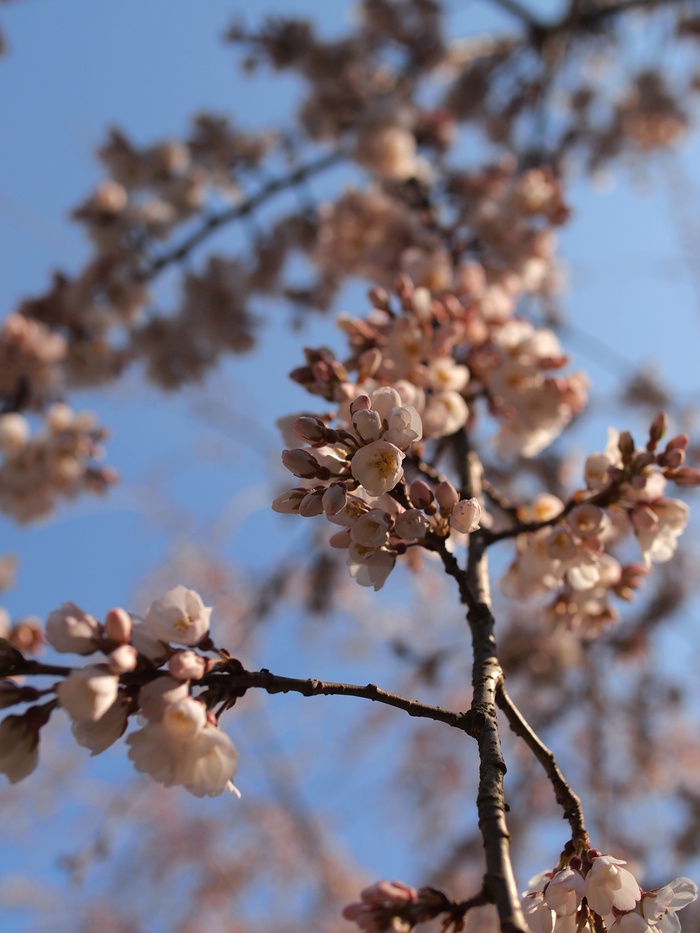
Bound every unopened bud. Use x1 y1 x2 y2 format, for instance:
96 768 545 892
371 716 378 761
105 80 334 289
350 395 372 416
293 416 328 446
271 488 305 514
108 644 138 674
409 478 434 509
647 411 667 449
353 408 383 443
666 433 689 452
358 348 382 381
435 480 459 513
168 649 207 681
322 483 346 516
104 608 132 645
299 491 324 517
670 467 700 487
281 448 320 478
368 286 390 310
618 430 635 462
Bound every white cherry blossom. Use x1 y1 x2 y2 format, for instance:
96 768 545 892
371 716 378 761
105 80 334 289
351 440 405 497
146 585 212 646
57 666 120 723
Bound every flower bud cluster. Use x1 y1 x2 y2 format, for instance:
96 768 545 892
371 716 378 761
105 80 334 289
274 387 482 590
0 586 239 797
522 850 697 932
0 404 117 523
502 419 696 635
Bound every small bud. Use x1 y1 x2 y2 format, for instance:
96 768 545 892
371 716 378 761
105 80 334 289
293 416 328 446
618 430 635 462
322 484 346 516
435 480 459 513
271 489 305 514
671 467 700 487
409 478 434 509
168 649 207 681
368 286 390 310
350 395 372 416
666 433 689 452
104 608 132 645
281 448 321 479
647 411 667 449
299 491 324 517
107 644 138 674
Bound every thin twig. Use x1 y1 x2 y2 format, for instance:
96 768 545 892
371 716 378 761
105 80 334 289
141 148 346 280
496 681 589 843
205 668 469 730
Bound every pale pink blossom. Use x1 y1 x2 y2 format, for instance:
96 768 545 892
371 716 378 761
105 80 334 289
351 509 392 548
351 440 405 497
641 876 698 932
522 892 555 933
138 675 189 721
383 405 422 450
394 509 429 540
632 498 688 567
544 868 584 916
342 880 417 933
353 408 384 443
57 666 120 723
71 696 129 755
584 855 640 916
45 602 100 655
146 585 212 646
347 548 396 590
450 497 482 534
127 696 239 797
370 386 403 421
421 391 469 438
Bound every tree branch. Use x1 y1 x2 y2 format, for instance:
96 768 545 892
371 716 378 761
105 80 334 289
141 148 346 280
496 681 589 843
205 667 469 730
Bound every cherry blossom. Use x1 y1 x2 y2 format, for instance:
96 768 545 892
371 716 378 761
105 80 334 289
146 585 212 646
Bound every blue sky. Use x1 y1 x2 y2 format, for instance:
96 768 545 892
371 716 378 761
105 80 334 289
1 0 700 928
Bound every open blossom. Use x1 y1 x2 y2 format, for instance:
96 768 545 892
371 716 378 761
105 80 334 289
631 498 688 568
383 405 422 450
146 585 212 646
127 696 239 797
45 602 100 654
71 696 129 755
57 666 120 722
641 876 698 931
347 548 396 591
584 855 640 916
351 509 391 547
351 440 405 497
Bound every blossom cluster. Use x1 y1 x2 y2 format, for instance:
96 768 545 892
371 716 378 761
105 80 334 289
501 417 700 635
0 403 116 522
274 380 482 590
522 851 697 933
0 586 239 798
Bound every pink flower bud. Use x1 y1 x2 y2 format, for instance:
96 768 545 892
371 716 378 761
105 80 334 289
292 416 328 445
435 480 459 512
299 491 324 517
168 650 207 680
104 607 132 645
671 467 700 487
108 644 138 674
350 394 372 415
409 478 434 509
271 488 305 514
281 448 321 478
395 509 429 540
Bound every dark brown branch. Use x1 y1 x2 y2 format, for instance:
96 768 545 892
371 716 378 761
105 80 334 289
205 668 469 730
142 148 345 280
496 681 589 844
435 441 528 933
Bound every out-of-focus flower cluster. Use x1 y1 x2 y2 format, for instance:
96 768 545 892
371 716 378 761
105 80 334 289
501 415 700 636
341 879 465 932
0 585 240 797
0 404 116 522
272 267 589 589
522 849 697 933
